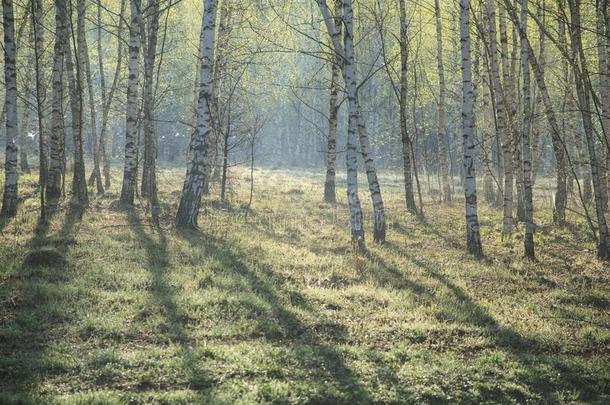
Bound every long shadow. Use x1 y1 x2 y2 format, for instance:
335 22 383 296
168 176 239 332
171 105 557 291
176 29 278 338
0 202 84 400
174 228 373 402
126 209 212 390
364 245 606 401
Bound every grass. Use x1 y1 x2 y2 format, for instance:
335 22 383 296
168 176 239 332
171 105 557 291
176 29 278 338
0 165 609 404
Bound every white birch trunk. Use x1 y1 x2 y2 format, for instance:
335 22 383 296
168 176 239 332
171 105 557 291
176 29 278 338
342 0 365 248
65 0 88 206
140 0 160 204
399 0 417 213
324 0 341 205
1 0 19 217
460 0 483 257
119 0 142 206
47 0 67 199
176 0 218 228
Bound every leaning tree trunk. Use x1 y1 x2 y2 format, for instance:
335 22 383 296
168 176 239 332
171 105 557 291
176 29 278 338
1 0 19 218
460 0 483 257
520 0 535 259
47 0 67 200
568 0 610 260
434 0 451 204
324 0 341 205
176 0 218 228
399 0 417 213
356 109 387 243
119 0 142 206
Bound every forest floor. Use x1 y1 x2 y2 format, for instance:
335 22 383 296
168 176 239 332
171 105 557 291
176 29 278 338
0 165 609 404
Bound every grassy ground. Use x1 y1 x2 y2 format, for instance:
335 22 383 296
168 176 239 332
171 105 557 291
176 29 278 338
0 166 609 404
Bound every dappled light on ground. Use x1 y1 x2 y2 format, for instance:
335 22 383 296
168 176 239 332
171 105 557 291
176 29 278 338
0 168 608 403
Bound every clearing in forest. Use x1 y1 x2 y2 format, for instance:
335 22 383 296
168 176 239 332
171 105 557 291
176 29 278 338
0 168 608 403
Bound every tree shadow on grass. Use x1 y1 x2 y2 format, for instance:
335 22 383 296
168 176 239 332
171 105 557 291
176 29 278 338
171 227 373 402
364 246 607 402
0 203 85 401
127 209 226 392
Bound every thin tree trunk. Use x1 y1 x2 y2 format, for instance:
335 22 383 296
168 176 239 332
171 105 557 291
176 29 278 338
220 101 230 201
481 41 495 204
324 0 341 205
65 0 88 206
356 108 387 243
487 0 513 236
176 0 218 227
342 0 366 249
82 5 104 195
460 0 483 257
20 24 33 174
597 0 610 210
1 0 19 217
99 0 126 190
47 0 67 200
140 0 160 207
434 0 451 204
399 0 417 213
19 33 31 175
31 0 48 219
520 0 535 259
119 0 142 206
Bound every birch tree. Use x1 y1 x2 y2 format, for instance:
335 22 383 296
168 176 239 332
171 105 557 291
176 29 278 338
486 0 513 237
316 0 365 250
520 0 535 259
597 0 610 210
460 0 482 257
64 0 88 206
82 5 103 195
31 0 48 218
140 0 161 205
98 0 126 189
399 0 417 213
20 26 33 175
434 0 451 204
176 0 218 227
1 0 19 217
324 0 341 205
47 0 67 200
119 0 142 206
568 0 610 260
